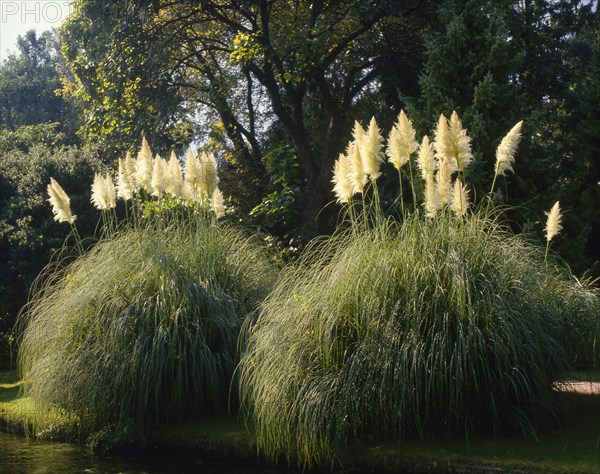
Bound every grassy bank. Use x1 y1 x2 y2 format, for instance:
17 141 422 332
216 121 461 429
0 371 76 439
2 370 598 473
0 370 29 431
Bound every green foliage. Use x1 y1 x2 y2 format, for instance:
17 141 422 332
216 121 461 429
414 0 524 193
0 332 16 370
413 0 599 277
548 19 600 278
0 127 102 323
250 186 300 233
250 145 302 234
16 212 277 442
59 1 192 156
59 0 434 232
0 30 80 137
240 213 599 467
0 123 69 155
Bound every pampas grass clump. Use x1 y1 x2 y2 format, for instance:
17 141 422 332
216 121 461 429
238 112 598 468
17 216 276 440
239 213 599 466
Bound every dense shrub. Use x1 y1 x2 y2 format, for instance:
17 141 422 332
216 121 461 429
0 126 102 323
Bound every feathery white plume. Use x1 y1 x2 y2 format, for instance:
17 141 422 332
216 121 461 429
360 117 384 180
436 157 455 207
348 142 367 194
47 178 76 224
386 110 418 171
352 120 365 145
117 155 135 201
332 153 353 204
124 151 140 193
451 178 470 216
433 114 451 164
91 173 116 210
212 188 225 218
201 152 219 195
495 121 523 177
423 176 439 218
135 136 153 192
184 149 205 200
545 201 563 243
417 135 436 180
448 111 473 171
151 154 169 198
166 151 183 197
182 180 195 201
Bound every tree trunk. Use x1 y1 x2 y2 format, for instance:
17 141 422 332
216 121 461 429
207 75 266 209
301 112 345 234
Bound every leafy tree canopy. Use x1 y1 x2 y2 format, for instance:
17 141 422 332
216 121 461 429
0 124 102 325
59 0 435 230
0 30 80 138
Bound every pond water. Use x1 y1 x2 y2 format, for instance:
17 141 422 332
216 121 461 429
0 431 284 474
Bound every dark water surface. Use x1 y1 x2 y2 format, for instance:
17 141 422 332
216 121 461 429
0 432 284 474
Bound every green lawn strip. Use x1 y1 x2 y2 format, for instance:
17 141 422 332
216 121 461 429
354 393 599 473
0 370 21 401
0 370 30 429
0 370 77 438
2 370 599 473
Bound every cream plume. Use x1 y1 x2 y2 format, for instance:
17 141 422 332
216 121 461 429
386 110 418 171
151 154 169 198
124 152 140 193
451 178 470 216
201 152 219 195
495 121 523 177
423 176 439 218
545 201 563 243
433 114 451 164
436 158 454 207
166 151 183 197
332 153 353 204
182 181 195 201
448 111 473 171
184 149 205 200
348 142 367 194
135 136 153 192
91 173 116 210
360 117 384 180
417 135 436 181
212 188 225 218
47 178 76 224
352 120 365 144
117 155 135 201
